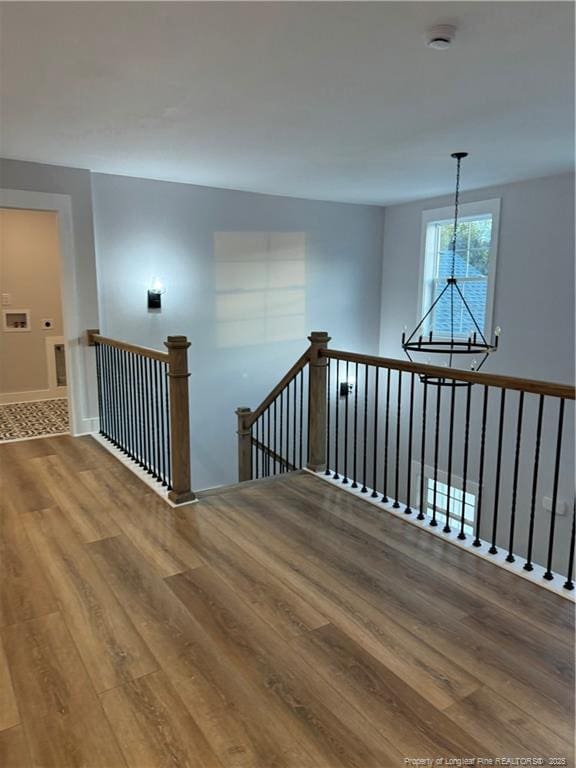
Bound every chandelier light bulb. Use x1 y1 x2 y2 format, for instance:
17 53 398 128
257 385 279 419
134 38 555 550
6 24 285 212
495 326 501 336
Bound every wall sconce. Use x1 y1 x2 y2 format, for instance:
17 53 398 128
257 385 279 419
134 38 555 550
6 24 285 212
147 278 164 310
340 381 354 397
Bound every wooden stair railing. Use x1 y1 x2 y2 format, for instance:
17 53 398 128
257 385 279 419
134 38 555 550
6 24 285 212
87 330 194 504
237 330 576 593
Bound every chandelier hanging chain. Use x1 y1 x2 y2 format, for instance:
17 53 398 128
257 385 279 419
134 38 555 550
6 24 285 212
450 153 462 278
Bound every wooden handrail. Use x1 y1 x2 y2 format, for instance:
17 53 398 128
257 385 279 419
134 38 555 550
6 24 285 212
245 350 310 427
87 331 169 363
322 348 575 400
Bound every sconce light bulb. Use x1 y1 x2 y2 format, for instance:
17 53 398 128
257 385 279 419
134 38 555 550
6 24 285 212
151 277 163 293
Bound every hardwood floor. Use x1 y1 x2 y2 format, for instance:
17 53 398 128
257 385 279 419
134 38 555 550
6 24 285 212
0 435 574 768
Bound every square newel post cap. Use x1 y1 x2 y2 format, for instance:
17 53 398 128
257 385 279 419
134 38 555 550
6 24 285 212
308 331 331 344
164 335 191 350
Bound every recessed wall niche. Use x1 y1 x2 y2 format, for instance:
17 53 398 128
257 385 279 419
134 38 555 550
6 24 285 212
3 309 31 332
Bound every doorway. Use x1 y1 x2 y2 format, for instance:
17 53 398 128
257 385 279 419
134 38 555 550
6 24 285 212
0 207 70 440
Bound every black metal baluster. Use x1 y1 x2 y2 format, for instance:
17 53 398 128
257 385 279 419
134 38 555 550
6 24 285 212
506 391 524 562
137 354 144 464
279 389 284 473
361 364 369 493
131 353 137 462
381 368 391 502
146 357 153 474
127 352 134 458
343 361 349 484
417 379 428 520
430 385 442 526
405 373 415 513
473 386 489 547
564 502 575 590
293 375 297 471
544 398 565 580
154 359 162 479
159 359 167 485
352 362 359 488
325 361 332 476
489 389 506 554
164 362 172 489
113 348 121 448
393 370 402 508
267 402 271 476
102 344 111 439
95 343 104 434
334 362 340 480
444 380 456 533
148 357 154 471
286 381 290 471
97 343 106 437
273 396 278 475
109 346 117 446
458 384 472 539
115 348 124 451
299 369 304 469
371 366 380 498
121 349 129 454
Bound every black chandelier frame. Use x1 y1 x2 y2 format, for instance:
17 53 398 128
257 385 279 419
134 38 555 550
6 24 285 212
402 152 500 386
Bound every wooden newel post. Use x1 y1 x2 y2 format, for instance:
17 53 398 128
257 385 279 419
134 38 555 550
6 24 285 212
164 335 195 504
307 330 331 472
236 407 253 482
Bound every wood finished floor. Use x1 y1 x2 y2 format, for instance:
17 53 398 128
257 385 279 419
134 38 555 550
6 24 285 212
0 435 574 768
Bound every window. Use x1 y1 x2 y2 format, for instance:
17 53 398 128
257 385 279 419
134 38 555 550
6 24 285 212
412 461 478 536
419 199 500 339
426 478 476 535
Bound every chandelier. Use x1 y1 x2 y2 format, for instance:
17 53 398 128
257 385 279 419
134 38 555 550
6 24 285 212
402 152 500 385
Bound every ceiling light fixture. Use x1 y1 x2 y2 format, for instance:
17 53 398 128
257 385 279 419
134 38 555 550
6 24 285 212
401 152 500 386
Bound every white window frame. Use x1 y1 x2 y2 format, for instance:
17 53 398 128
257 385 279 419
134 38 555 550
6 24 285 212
411 460 480 533
417 198 501 340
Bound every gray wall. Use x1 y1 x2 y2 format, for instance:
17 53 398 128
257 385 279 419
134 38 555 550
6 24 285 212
92 172 384 490
380 172 575 383
378 172 575 574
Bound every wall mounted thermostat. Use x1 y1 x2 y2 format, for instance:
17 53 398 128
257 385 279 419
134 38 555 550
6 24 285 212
41 318 54 330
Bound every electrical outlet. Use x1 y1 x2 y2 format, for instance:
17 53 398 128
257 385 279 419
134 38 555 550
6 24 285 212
1 293 10 306
41 318 54 330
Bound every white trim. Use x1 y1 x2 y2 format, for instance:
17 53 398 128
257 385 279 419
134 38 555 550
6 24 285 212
306 468 574 602
0 189 93 436
45 335 68 391
417 198 501 340
2 308 31 332
0 390 68 405
90 432 197 508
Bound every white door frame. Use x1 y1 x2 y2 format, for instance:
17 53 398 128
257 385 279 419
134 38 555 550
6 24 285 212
0 188 93 435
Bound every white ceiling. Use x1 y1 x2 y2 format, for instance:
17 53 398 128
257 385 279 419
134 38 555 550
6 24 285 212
0 2 573 205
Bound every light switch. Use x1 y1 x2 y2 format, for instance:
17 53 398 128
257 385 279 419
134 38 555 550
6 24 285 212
1 294 10 306
543 496 567 516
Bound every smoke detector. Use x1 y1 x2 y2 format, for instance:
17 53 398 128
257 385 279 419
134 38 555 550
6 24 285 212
426 24 457 50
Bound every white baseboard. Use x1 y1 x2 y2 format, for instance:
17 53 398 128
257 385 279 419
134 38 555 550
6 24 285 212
73 417 99 437
90 432 197 508
0 388 68 405
306 468 575 602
